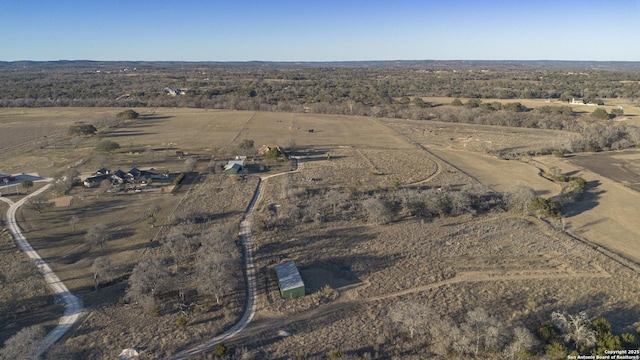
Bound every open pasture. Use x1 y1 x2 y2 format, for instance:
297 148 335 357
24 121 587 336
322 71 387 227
535 150 640 264
3 107 640 358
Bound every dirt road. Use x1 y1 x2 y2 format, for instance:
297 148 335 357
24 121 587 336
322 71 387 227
1 181 86 356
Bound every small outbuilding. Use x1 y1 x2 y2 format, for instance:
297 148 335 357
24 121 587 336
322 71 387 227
275 261 305 299
224 159 245 175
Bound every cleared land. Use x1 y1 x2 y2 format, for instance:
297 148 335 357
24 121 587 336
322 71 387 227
535 150 640 263
2 108 640 358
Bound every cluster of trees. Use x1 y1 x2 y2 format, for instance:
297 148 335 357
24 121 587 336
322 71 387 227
569 121 640 152
390 304 537 358
125 221 242 315
591 107 625 120
540 311 639 357
254 176 508 231
0 258 48 323
452 98 531 112
2 61 639 110
257 168 589 235
388 304 639 359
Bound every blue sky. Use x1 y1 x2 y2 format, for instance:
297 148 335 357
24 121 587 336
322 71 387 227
1 0 638 62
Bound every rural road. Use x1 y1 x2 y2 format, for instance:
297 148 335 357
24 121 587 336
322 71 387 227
0 180 86 356
169 180 261 359
170 157 301 359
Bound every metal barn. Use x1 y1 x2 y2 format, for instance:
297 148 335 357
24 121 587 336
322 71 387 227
275 261 305 299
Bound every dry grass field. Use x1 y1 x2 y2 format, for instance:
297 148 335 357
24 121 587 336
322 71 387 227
535 150 640 264
2 108 640 358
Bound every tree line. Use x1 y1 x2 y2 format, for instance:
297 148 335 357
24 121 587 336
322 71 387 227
2 62 639 109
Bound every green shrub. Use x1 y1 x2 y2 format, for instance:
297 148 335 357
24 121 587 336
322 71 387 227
176 316 188 328
173 173 185 185
95 140 121 152
116 109 139 120
553 149 566 158
570 177 587 194
68 123 97 137
544 342 568 360
465 98 482 108
611 108 624 117
214 343 228 357
529 197 561 219
591 108 610 120
622 333 638 347
538 321 559 342
503 102 529 112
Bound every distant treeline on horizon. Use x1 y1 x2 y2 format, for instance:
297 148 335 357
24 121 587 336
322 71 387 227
2 59 640 71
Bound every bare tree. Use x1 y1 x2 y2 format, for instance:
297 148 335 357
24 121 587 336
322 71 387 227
504 326 537 359
145 203 161 226
362 197 392 224
92 113 120 129
195 225 240 304
25 194 54 213
98 177 113 195
196 247 235 305
551 311 597 350
69 215 80 232
389 302 432 341
462 307 507 356
199 223 236 250
126 257 169 311
5 259 39 286
447 191 472 216
6 259 41 295
52 168 80 196
505 183 535 215
160 226 196 273
91 257 114 291
184 156 197 172
84 223 111 253
429 319 462 356
325 189 346 216
0 325 43 360
206 158 218 174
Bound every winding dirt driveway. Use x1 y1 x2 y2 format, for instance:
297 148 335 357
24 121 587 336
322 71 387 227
169 158 301 359
1 180 85 356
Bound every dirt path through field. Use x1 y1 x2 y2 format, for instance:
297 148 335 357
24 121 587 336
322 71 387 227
365 265 610 302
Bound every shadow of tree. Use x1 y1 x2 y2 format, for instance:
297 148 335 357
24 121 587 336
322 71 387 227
561 180 603 218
